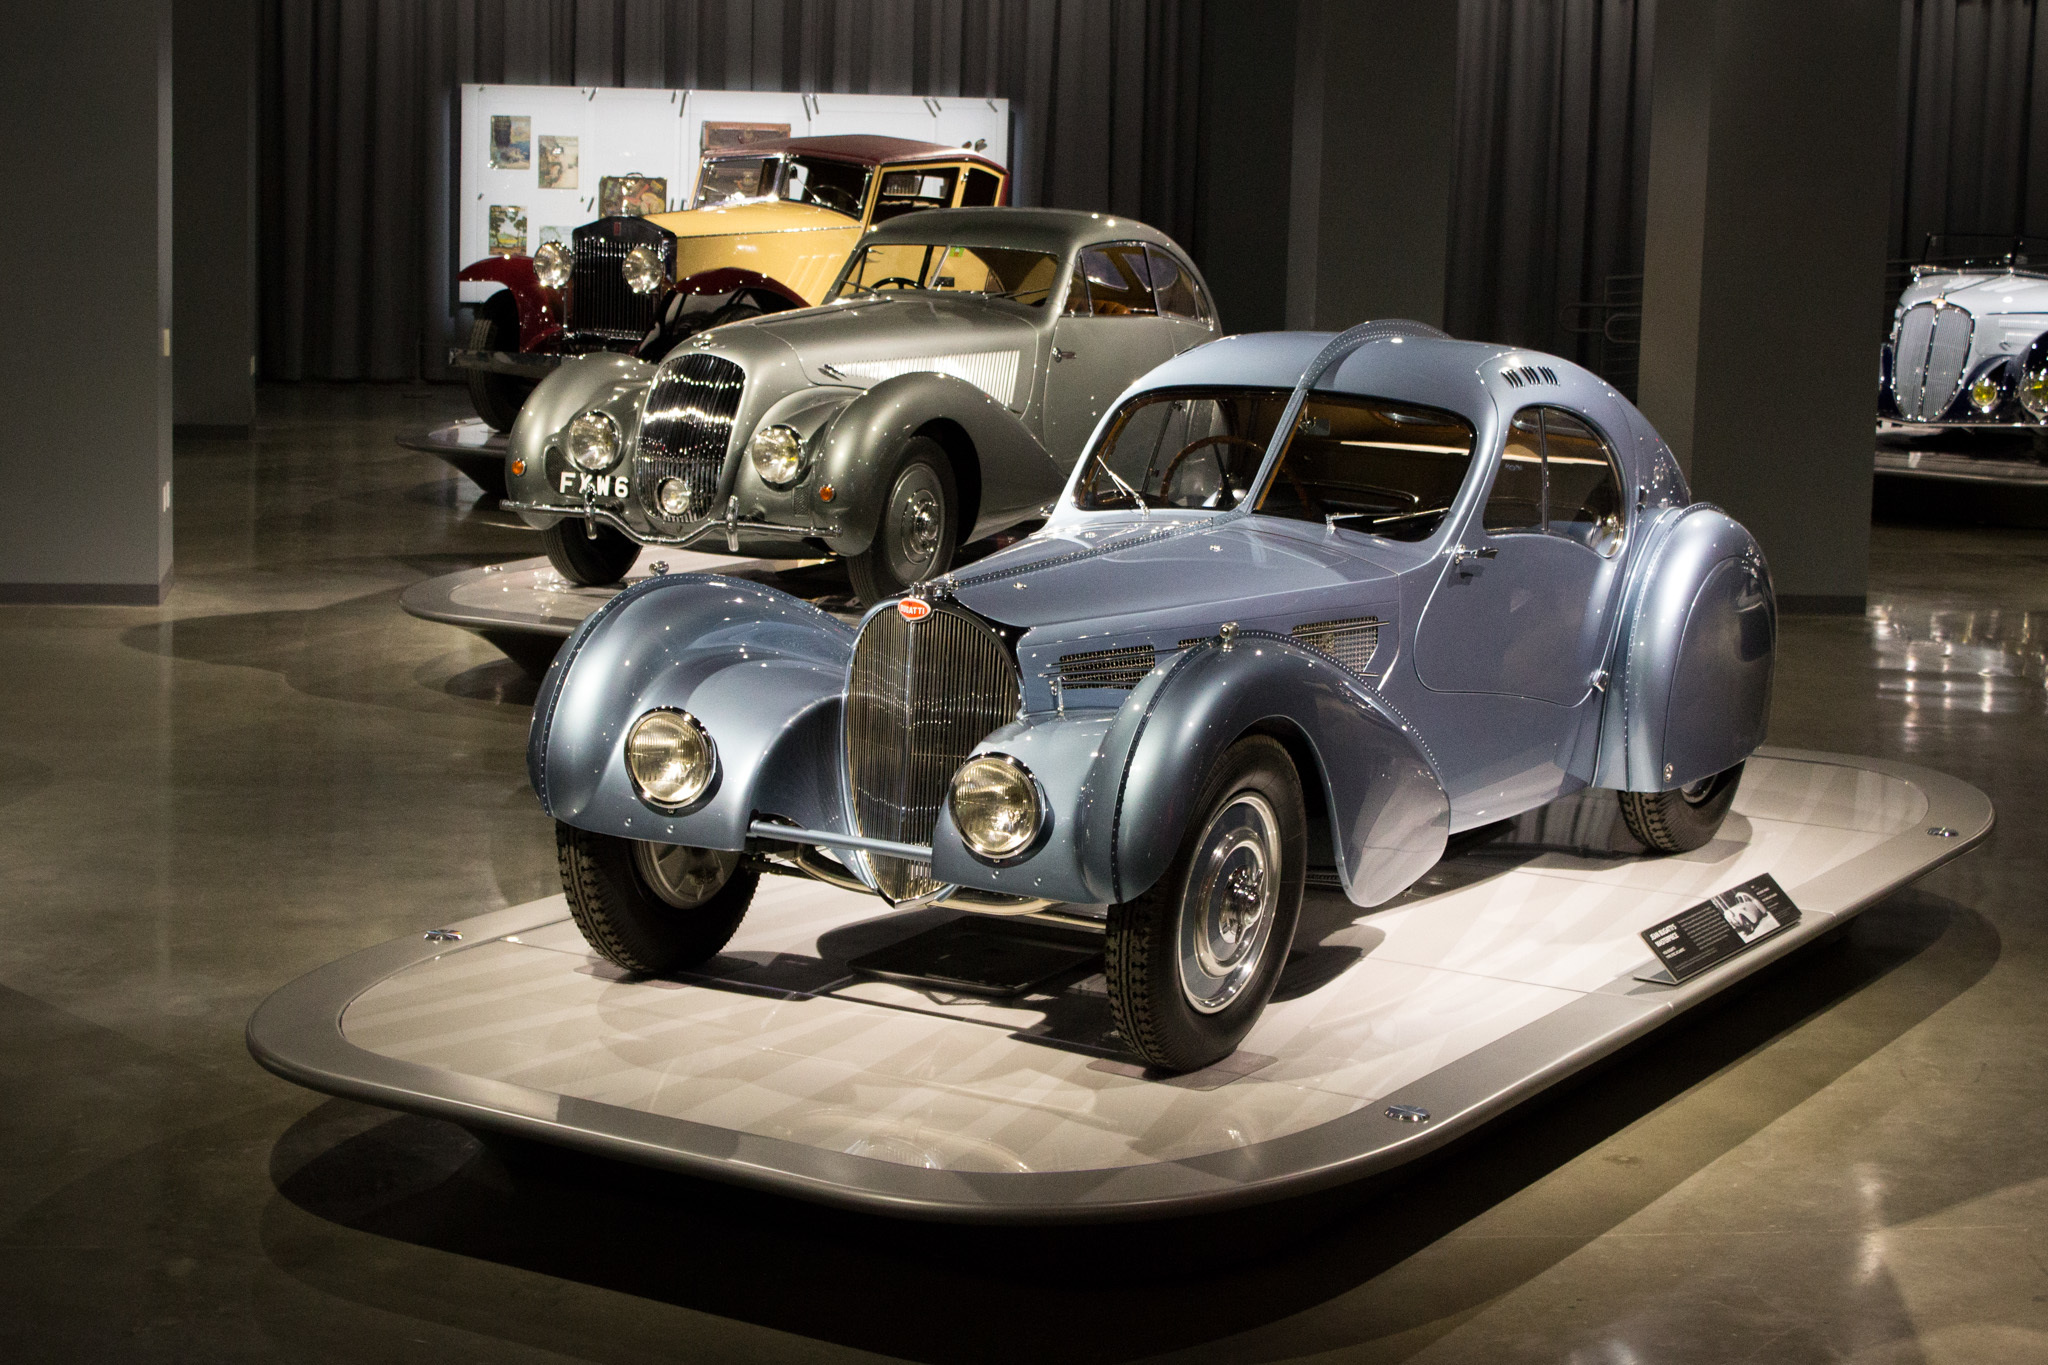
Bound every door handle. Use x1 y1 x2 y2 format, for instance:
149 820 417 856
1452 545 1498 565
1053 348 1076 362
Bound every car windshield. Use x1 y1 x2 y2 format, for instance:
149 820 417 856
829 243 1062 305
1072 388 1293 512
690 154 874 219
1254 395 1477 542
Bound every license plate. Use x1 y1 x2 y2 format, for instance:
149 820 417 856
543 444 632 502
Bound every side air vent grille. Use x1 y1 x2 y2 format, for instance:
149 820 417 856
1500 365 1560 388
1291 616 1380 675
1055 644 1156 691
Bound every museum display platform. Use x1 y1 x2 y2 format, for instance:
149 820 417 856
400 550 858 673
401 419 510 497
247 749 1989 1223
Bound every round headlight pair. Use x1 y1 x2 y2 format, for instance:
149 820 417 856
2020 368 2048 420
622 246 668 296
534 240 574 290
748 425 806 487
949 755 1043 860
566 410 620 472
626 710 716 809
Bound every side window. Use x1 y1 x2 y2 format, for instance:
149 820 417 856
1144 245 1202 320
1075 243 1159 316
1542 409 1626 553
1063 264 1092 316
1484 409 1545 533
871 167 959 223
960 168 1003 207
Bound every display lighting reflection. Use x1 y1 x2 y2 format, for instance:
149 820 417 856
1867 600 2048 720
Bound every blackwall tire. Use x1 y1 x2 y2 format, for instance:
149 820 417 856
1617 761 1746 854
1104 736 1307 1073
556 823 757 974
540 519 640 586
465 315 536 434
846 438 958 606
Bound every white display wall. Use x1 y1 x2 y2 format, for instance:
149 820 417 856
458 84 1010 296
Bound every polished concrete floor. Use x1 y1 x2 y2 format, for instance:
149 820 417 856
1 384 2042 1362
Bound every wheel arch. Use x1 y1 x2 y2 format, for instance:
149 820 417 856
458 256 560 349
913 416 983 542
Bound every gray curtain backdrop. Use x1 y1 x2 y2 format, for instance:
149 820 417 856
259 0 2048 385
258 0 1201 381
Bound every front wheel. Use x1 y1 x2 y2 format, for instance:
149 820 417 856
846 437 958 605
557 823 757 973
1617 761 1746 853
541 518 640 586
1104 736 1307 1072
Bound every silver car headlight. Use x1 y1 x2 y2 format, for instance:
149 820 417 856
2019 368 2048 419
748 425 805 487
622 246 667 296
534 240 573 290
655 477 692 517
566 411 620 471
626 710 715 809
949 755 1043 860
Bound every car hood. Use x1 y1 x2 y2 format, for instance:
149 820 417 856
1898 271 2048 315
950 516 1407 635
728 293 1043 407
642 200 857 239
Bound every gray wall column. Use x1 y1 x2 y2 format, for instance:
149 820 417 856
1638 0 1898 613
0 3 173 604
174 0 256 434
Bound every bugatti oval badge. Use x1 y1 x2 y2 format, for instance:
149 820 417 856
898 597 932 623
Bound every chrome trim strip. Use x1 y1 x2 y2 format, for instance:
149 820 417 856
746 820 931 861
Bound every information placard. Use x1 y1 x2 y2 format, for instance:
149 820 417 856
1639 874 1802 983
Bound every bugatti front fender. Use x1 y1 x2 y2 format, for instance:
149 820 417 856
529 575 856 847
931 639 1449 909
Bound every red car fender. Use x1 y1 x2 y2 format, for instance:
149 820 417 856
674 267 810 310
458 257 564 350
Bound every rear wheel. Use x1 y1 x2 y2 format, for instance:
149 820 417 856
1617 761 1746 853
557 823 757 973
1104 737 1307 1073
541 518 640 586
465 312 536 433
847 438 958 605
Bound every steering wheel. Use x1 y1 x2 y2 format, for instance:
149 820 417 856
1156 434 1264 499
866 276 922 291
807 185 860 215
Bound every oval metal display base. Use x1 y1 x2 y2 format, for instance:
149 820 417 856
247 750 1989 1223
399 419 509 496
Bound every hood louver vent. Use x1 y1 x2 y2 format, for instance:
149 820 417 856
1055 643 1156 691
1500 365 1559 388
1291 616 1380 675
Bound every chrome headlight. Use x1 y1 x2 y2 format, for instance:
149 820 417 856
622 246 667 296
949 755 1042 860
655 477 692 517
2019 368 2048 419
626 710 715 809
1970 373 2003 414
748 424 805 487
534 240 573 290
566 411 620 471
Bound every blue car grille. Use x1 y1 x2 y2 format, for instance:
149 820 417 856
1893 302 1973 420
637 353 745 523
844 604 1020 903
1055 644 1155 691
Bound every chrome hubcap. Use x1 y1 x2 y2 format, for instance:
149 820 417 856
1178 792 1281 1014
886 464 947 579
632 841 737 909
900 489 942 566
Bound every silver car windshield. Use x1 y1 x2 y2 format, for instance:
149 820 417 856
829 244 1062 305
1073 388 1292 512
690 154 874 219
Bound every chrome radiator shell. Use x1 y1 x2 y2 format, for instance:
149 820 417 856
1893 302 1973 420
637 353 745 523
842 603 1021 903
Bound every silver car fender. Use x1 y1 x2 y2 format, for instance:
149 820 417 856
504 352 656 529
1593 505 1776 792
529 575 856 845
812 370 1066 556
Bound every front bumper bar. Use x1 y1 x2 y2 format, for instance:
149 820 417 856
501 493 835 552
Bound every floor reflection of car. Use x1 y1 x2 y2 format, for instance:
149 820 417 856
523 319 1780 1073
452 135 1010 432
502 207 1218 603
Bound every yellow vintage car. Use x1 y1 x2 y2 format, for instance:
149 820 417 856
453 135 1009 431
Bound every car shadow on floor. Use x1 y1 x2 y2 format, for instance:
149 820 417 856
258 885 1997 1365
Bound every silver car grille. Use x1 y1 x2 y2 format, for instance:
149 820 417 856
1893 302 1974 420
638 354 745 523
1055 643 1155 691
1291 616 1380 675
844 604 1020 903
